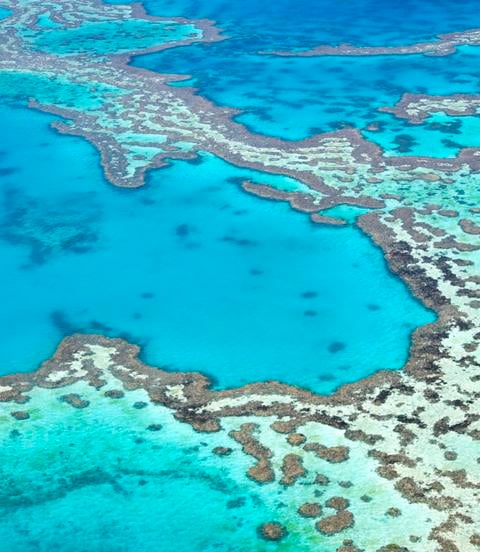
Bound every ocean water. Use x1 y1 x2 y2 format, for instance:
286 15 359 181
129 0 480 151
0 102 433 392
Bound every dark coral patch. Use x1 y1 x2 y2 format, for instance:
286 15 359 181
258 522 288 542
104 389 124 399
175 223 190 237
328 341 346 353
11 411 29 420
50 310 77 334
0 167 18 176
318 373 336 382
393 134 417 153
60 393 90 409
301 291 318 299
147 423 163 432
90 320 113 332
227 497 246 509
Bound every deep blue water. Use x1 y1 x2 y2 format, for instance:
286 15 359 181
0 103 433 392
127 0 480 149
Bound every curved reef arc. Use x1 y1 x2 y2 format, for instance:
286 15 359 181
0 309 478 551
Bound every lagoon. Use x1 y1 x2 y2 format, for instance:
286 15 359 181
0 103 434 392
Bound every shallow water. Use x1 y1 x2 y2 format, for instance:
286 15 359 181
0 103 433 392
0 382 290 552
22 19 201 55
0 377 435 551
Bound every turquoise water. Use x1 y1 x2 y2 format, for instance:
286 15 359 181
0 70 120 109
36 12 62 28
0 103 433 392
0 1 460 549
0 381 437 551
364 107 480 158
22 19 201 55
129 0 480 152
138 46 480 151
0 384 301 551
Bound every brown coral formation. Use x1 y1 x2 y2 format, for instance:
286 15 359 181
325 497 350 511
286 433 307 446
316 510 354 535
280 453 306 486
212 446 233 456
10 410 29 420
104 389 125 399
258 522 288 541
337 541 361 552
298 502 322 518
60 393 90 408
303 443 350 463
229 423 274 483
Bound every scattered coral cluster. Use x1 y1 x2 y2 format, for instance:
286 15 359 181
0 335 477 550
